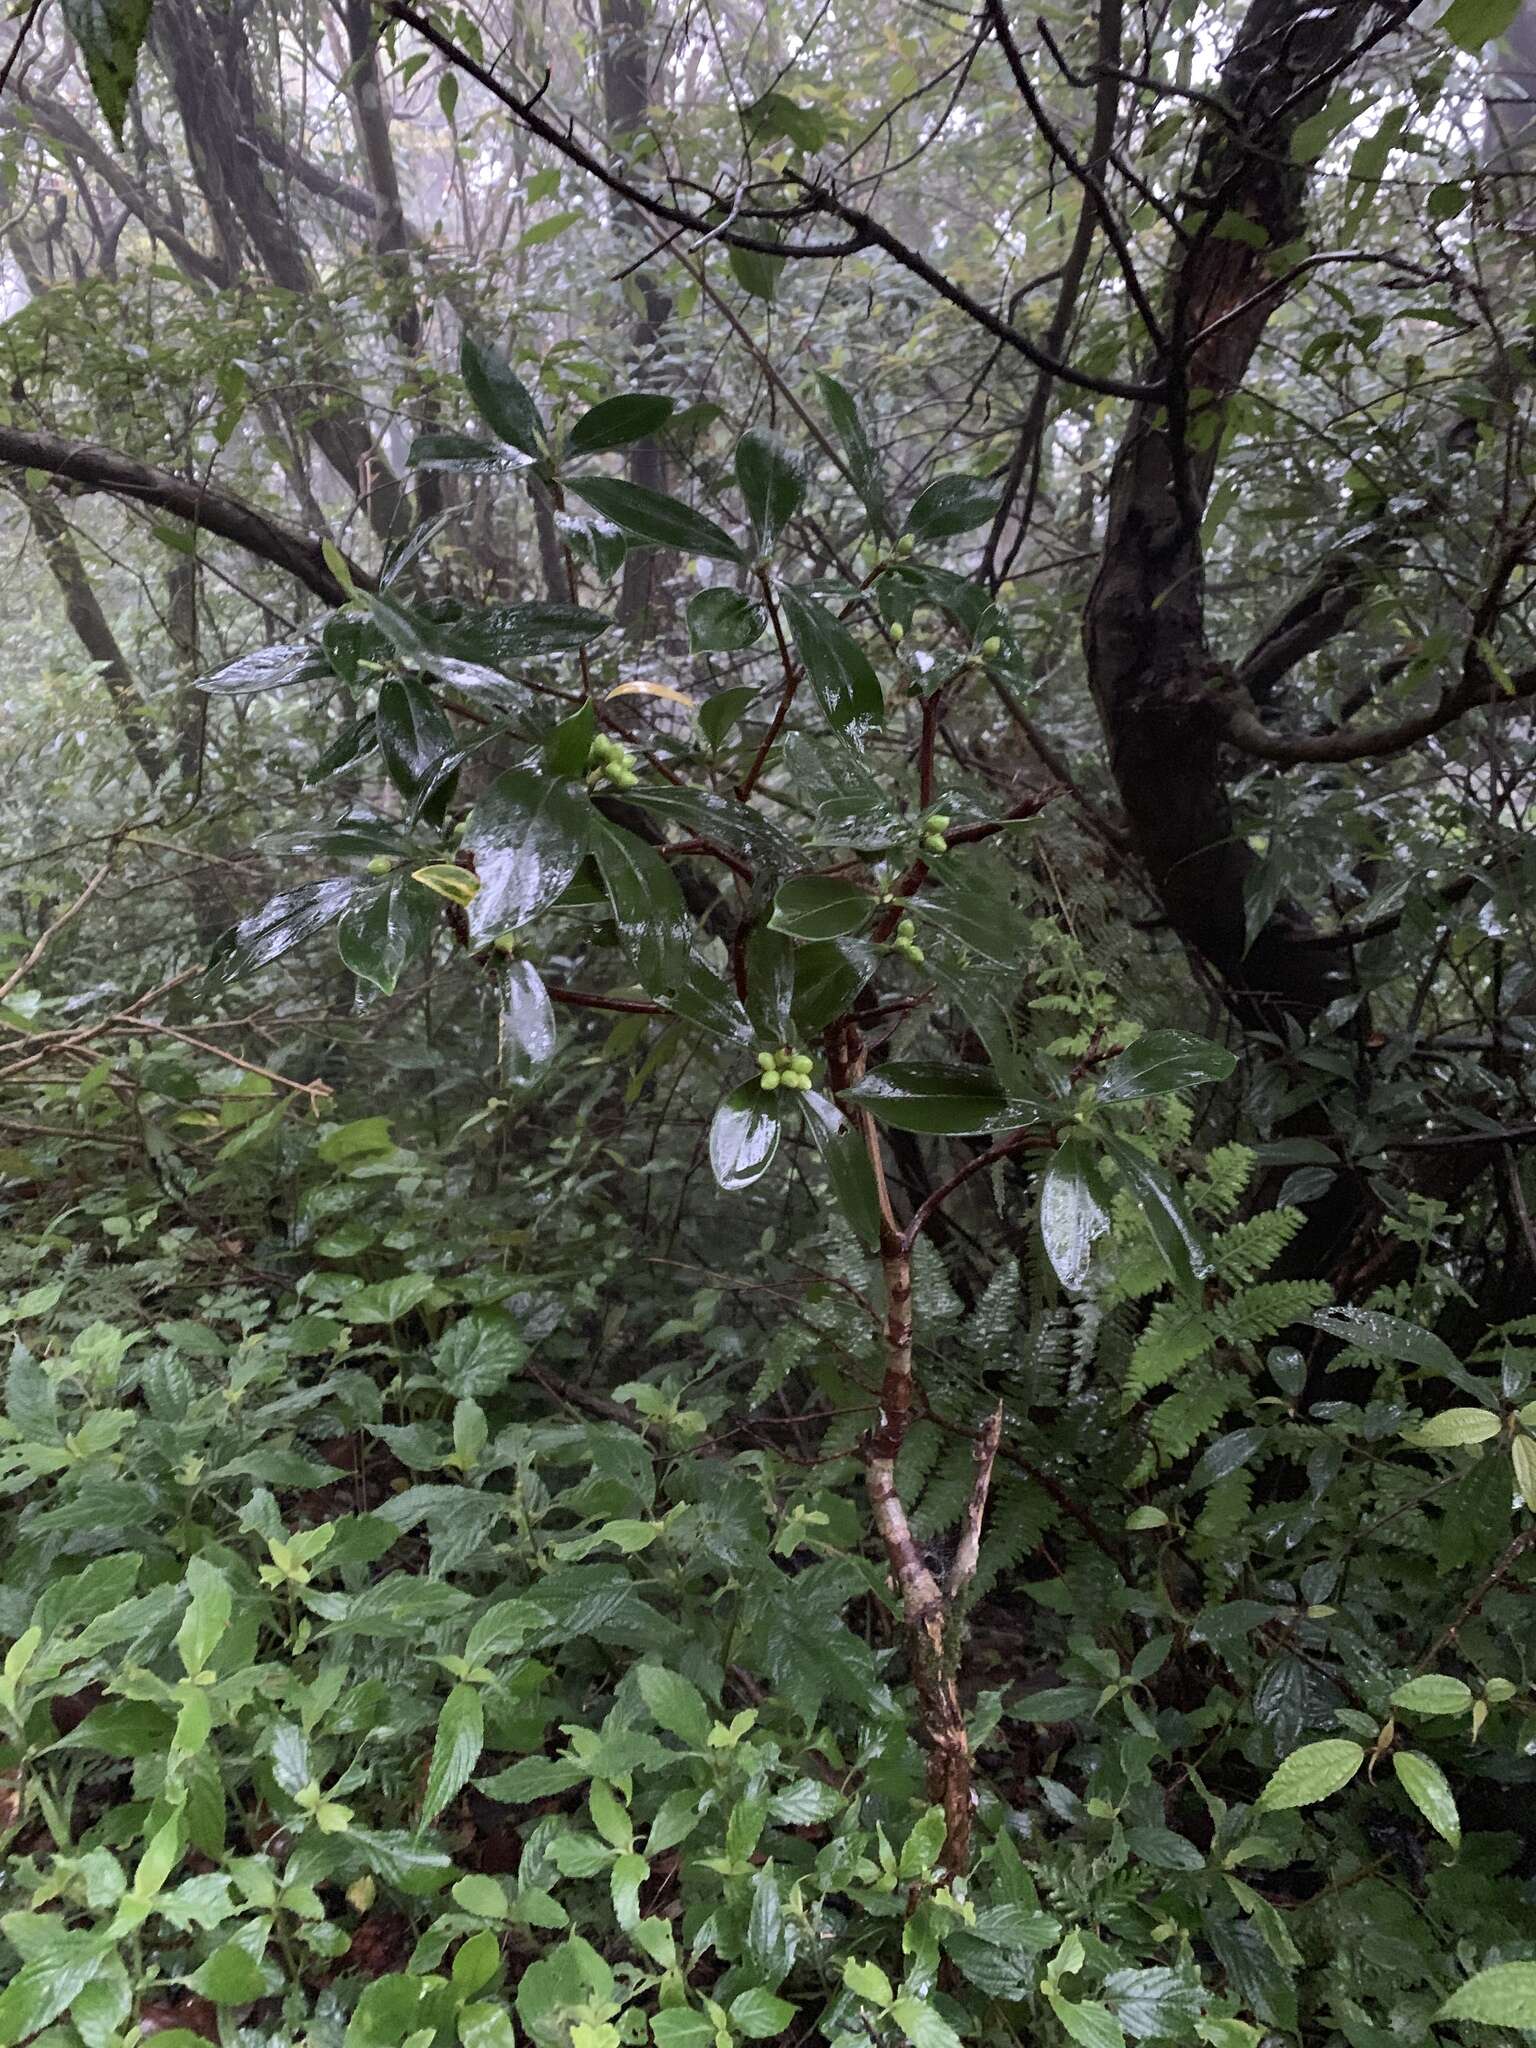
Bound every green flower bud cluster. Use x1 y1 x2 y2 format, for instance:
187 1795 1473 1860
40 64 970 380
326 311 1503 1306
365 855 394 876
889 620 905 644
756 1046 815 1093
587 733 640 790
980 634 1003 658
921 812 951 856
891 915 924 967
896 534 916 556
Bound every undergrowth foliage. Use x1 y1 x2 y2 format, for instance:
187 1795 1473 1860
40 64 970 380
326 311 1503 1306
2 345 1535 2048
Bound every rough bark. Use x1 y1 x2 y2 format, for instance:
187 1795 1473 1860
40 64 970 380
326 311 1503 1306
151 0 409 542
1083 0 1409 1025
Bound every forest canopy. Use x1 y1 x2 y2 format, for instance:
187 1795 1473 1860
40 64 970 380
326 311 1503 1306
2 0 1536 2043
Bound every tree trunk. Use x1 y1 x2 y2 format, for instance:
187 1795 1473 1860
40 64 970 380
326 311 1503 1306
152 0 410 543
1082 0 1408 1027
16 484 165 788
601 0 675 634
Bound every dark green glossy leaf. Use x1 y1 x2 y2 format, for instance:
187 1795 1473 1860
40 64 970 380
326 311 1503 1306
1188 1425 1268 1490
735 431 806 551
668 962 753 1045
208 879 359 988
498 958 558 1088
461 335 545 458
770 875 871 941
1096 1030 1237 1103
590 821 692 994
845 1061 1012 1135
306 714 377 783
903 474 1001 541
338 876 439 995
200 642 327 696
568 476 743 562
816 372 887 534
432 603 612 667
1040 1137 1110 1292
568 395 676 457
917 871 1031 966
1101 1133 1210 1298
698 684 761 748
465 770 593 943
777 586 884 735
709 1085 781 1192
321 610 390 685
790 938 876 1033
565 514 630 579
744 923 795 1043
628 785 803 869
689 588 767 654
377 676 456 803
544 699 596 778
800 1092 881 1249
407 433 529 475
63 0 151 141
365 587 434 666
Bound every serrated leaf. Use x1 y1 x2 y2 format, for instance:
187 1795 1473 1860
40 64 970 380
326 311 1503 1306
421 1683 483 1826
1256 1738 1364 1810
636 1665 711 1747
1438 1961 1536 2026
0 1936 109 2044
1392 1749 1460 1848
1390 1675 1473 1715
1404 1407 1500 1448
174 1557 231 1679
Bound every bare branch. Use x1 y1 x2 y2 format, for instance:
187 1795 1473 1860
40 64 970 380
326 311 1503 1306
0 426 362 603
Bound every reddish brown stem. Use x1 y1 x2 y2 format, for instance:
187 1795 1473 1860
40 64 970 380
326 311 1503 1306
735 571 802 802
